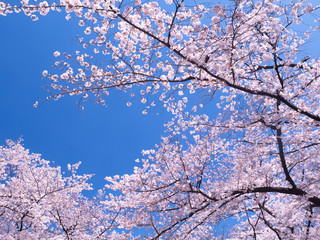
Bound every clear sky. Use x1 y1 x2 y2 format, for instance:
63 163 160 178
0 12 171 192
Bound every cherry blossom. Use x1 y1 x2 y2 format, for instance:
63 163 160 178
53 51 60 57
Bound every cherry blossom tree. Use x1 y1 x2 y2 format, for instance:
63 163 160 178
0 140 126 239
1 0 320 239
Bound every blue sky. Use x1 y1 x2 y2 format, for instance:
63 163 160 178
0 12 171 192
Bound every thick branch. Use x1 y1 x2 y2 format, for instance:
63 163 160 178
233 186 320 207
276 127 297 189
